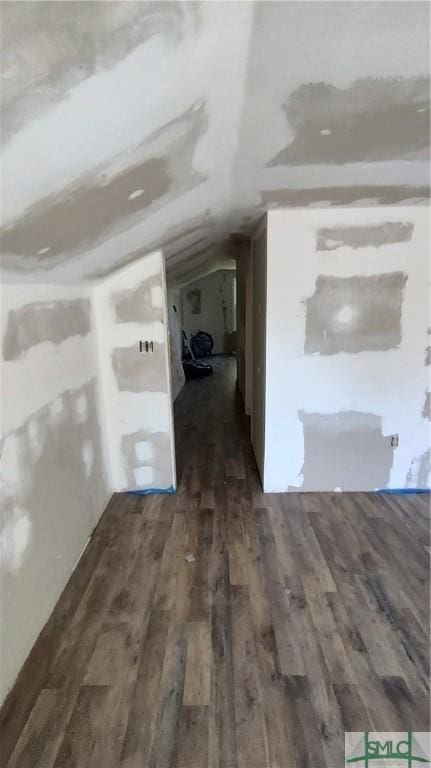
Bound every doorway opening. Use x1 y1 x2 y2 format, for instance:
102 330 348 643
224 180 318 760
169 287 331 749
166 264 240 487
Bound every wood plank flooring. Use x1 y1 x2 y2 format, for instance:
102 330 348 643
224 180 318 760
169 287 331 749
1 356 430 767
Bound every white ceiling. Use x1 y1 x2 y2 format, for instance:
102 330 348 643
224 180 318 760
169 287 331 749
1 1 429 284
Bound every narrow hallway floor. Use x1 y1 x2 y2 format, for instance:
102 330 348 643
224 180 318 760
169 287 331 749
2 356 430 767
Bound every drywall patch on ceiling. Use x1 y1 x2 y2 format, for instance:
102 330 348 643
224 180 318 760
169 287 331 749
259 185 430 209
1 1 200 141
113 275 164 324
2 298 91 361
268 77 430 166
111 344 167 394
1 2 429 284
304 272 407 355
1 102 208 271
121 429 172 490
316 222 414 251
299 410 394 491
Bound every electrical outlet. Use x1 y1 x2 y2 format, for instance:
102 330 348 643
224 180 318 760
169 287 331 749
390 434 399 448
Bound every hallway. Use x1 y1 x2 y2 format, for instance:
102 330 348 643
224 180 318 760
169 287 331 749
2 357 429 767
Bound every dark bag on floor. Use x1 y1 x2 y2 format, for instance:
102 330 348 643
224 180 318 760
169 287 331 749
183 360 213 380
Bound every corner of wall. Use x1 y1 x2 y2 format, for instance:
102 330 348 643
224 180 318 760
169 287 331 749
92 250 176 494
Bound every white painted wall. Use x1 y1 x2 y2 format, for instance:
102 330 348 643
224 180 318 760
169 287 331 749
181 269 236 354
263 207 430 492
94 250 176 492
0 283 111 704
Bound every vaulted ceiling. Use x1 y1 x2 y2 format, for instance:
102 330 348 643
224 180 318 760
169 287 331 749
1 1 429 284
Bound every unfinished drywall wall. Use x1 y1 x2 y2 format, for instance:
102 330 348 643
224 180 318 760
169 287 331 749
262 206 429 492
3 298 91 359
299 411 394 492
304 272 407 355
316 222 414 252
167 286 185 401
0 283 110 704
181 269 236 354
251 220 267 483
94 250 176 493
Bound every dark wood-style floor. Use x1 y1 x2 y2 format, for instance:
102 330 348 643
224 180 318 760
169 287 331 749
2 357 430 768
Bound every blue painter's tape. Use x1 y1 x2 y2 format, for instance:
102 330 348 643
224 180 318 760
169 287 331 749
377 488 430 495
128 485 175 496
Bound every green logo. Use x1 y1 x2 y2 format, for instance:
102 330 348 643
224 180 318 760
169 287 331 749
345 732 430 767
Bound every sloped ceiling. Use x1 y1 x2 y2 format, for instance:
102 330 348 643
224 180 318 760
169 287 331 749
1 1 429 284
